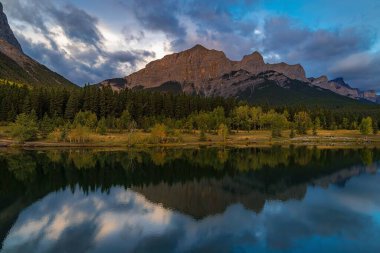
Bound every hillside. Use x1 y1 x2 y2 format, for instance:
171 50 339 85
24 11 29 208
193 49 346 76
0 41 76 88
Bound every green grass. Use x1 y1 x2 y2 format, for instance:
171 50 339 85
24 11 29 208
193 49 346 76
1 124 380 148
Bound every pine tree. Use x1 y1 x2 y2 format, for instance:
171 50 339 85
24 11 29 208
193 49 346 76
65 93 80 120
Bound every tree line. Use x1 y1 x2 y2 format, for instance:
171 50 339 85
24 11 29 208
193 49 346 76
1 83 380 142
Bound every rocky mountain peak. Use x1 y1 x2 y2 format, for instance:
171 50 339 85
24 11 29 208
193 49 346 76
330 77 351 88
189 44 208 51
241 51 265 66
0 2 22 52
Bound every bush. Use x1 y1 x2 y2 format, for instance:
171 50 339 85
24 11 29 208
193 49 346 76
218 123 229 142
10 113 38 142
290 128 296 138
48 128 63 142
68 125 92 143
150 123 167 143
199 129 207 142
97 117 107 135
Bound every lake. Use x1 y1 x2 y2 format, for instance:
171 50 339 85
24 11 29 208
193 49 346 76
0 147 379 253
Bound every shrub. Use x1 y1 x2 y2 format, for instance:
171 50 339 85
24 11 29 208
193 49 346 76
68 125 92 143
97 117 107 135
218 123 229 142
10 113 38 142
150 123 167 143
199 129 207 142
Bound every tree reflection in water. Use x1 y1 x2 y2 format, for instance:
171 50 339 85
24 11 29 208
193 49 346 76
0 147 379 252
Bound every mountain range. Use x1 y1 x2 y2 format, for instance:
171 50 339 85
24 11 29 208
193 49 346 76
100 44 379 104
0 3 75 88
0 2 378 106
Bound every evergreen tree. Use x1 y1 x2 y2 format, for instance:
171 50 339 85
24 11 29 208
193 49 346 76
40 114 54 138
65 92 80 120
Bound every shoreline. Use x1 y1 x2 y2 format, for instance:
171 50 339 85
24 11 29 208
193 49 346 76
1 131 380 149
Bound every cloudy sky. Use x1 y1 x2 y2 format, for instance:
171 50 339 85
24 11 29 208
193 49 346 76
2 0 380 90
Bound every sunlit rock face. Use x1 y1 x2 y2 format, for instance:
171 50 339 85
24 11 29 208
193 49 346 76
100 44 379 103
100 44 308 95
0 3 22 52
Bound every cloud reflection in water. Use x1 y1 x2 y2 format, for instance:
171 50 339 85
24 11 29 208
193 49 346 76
2 172 380 253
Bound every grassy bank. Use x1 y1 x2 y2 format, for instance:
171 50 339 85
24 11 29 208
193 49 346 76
1 126 379 148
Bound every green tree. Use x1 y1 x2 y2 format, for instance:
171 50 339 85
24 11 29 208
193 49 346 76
294 111 312 135
218 123 229 142
97 117 107 135
150 123 167 143
40 114 55 138
359 117 373 135
270 113 288 138
313 117 321 136
373 121 378 135
65 92 80 120
119 109 131 130
73 111 98 129
232 105 250 131
10 113 39 142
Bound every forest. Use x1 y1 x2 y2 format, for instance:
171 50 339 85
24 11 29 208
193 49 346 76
0 83 379 143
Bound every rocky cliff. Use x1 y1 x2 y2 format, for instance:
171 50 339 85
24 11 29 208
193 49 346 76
309 76 378 102
101 44 308 92
100 44 378 103
0 3 22 52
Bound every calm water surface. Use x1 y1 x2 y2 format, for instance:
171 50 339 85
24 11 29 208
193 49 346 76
0 147 379 253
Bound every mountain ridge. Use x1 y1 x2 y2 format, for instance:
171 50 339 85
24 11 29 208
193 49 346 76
100 44 378 104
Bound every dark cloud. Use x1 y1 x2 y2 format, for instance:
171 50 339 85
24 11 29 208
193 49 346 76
16 32 155 85
2 0 51 33
263 17 374 63
2 0 379 90
174 0 260 58
50 4 104 46
3 0 155 84
129 0 186 38
330 52 380 90
260 17 378 89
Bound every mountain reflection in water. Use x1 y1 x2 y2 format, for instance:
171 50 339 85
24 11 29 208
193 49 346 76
0 147 379 253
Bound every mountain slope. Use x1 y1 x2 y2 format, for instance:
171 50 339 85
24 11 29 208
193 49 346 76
237 74 374 108
0 4 76 88
0 40 76 88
